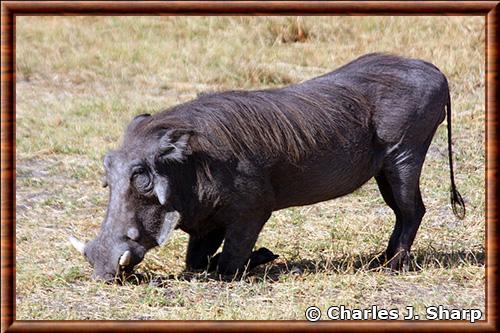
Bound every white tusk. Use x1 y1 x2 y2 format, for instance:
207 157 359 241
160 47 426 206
119 250 131 266
68 236 86 255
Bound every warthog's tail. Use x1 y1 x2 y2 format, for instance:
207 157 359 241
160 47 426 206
446 91 466 219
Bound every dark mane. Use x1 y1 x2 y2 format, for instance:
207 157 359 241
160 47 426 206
139 80 372 164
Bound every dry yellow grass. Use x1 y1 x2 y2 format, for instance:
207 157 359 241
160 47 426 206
15 16 484 320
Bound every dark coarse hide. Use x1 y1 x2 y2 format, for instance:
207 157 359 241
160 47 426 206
69 53 465 281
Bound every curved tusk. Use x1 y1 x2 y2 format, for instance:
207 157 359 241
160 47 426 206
68 236 86 255
119 250 131 266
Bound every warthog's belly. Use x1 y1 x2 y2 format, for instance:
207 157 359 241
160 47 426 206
270 142 384 211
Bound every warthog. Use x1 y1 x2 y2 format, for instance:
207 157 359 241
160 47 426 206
69 53 465 281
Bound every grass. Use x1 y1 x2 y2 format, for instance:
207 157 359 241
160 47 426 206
15 16 485 320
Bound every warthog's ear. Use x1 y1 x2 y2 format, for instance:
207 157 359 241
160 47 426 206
126 113 151 134
158 129 193 162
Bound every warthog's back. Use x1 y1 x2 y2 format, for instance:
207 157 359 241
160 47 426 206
163 81 373 166
314 53 449 144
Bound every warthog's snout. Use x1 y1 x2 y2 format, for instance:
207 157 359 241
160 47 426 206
69 235 142 282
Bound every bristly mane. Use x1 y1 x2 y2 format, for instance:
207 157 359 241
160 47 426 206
138 81 373 165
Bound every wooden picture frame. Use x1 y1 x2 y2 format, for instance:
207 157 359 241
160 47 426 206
1 1 498 332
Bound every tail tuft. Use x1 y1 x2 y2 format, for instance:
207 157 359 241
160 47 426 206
451 187 466 220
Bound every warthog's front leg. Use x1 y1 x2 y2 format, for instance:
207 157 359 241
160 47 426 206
215 210 273 279
209 247 279 273
185 227 225 272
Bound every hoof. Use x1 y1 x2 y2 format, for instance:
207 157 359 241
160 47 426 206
247 247 279 270
208 247 279 277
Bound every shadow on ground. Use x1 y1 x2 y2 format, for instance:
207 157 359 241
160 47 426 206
123 248 484 286
249 248 485 281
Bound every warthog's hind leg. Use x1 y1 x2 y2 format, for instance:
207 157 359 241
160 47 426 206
376 155 427 271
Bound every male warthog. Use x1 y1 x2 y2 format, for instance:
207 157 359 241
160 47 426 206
69 53 465 281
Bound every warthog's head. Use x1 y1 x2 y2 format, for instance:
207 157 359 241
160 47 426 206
69 114 192 281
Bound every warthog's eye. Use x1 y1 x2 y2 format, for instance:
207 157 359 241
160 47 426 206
131 167 153 193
